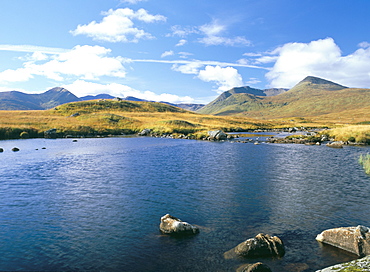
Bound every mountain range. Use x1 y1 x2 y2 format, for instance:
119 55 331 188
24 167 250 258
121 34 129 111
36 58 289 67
197 76 370 119
0 76 369 121
0 88 204 111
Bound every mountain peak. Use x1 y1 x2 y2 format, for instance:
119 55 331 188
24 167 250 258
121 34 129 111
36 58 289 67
299 76 347 89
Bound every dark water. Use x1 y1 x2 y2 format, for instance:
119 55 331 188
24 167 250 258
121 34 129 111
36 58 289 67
0 137 369 271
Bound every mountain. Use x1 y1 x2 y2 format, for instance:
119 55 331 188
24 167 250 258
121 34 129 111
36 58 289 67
0 88 205 111
197 76 370 118
0 87 79 110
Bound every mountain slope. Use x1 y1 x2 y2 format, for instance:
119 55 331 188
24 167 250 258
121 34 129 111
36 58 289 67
198 76 370 119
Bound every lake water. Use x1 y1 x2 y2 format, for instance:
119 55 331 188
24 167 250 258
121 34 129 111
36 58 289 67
0 137 369 271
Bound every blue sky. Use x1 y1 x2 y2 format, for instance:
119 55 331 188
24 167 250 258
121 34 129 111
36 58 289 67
0 0 370 103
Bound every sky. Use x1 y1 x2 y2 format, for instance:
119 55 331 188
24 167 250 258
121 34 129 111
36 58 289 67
0 0 370 104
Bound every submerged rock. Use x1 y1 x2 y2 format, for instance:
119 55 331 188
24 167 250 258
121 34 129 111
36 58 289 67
237 262 272 272
159 214 199 235
316 225 370 257
225 233 285 258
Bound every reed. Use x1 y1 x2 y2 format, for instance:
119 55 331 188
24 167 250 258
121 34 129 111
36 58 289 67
359 154 370 175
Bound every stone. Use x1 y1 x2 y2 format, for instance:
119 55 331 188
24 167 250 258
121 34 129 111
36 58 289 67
237 262 272 272
316 225 370 257
0 148 3 152
208 130 227 140
44 128 57 139
12 147 20 152
138 128 151 136
326 142 343 148
159 214 199 235
226 233 285 258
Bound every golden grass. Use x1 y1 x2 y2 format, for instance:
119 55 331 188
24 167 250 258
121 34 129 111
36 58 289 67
0 100 368 143
325 125 370 143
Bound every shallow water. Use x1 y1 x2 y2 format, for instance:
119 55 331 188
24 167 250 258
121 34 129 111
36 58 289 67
0 137 369 271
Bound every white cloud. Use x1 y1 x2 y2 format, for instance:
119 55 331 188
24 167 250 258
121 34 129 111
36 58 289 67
171 62 203 75
198 65 243 93
161 50 174 58
265 37 370 88
358 41 370 48
176 39 187 47
0 45 126 83
0 68 34 83
62 80 194 103
70 8 166 43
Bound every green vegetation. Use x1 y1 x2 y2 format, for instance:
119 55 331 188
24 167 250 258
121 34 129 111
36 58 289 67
359 154 370 175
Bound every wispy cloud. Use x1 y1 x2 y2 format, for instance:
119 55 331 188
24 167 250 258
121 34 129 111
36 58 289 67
160 50 174 58
119 0 147 4
70 8 166 43
0 44 69 54
169 20 251 47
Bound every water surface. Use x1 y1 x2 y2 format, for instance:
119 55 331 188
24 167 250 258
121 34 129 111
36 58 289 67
0 137 369 271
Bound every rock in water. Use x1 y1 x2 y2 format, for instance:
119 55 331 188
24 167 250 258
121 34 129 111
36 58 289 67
316 225 370 257
159 214 199 235
208 130 227 140
237 262 272 272
226 233 285 258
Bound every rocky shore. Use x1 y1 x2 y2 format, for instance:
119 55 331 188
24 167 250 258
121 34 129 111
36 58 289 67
159 214 370 271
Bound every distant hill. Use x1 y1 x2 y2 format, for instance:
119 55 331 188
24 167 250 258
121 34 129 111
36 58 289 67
0 87 79 110
0 89 204 111
80 94 115 101
197 76 370 119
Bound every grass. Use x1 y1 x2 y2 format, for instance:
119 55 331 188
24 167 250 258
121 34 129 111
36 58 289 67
324 125 370 144
0 100 369 143
0 100 278 139
359 154 370 175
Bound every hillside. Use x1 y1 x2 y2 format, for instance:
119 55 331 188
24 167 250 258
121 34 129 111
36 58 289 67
198 76 370 123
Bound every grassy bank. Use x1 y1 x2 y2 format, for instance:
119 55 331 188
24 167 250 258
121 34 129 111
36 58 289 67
324 125 370 144
0 100 369 142
0 100 276 140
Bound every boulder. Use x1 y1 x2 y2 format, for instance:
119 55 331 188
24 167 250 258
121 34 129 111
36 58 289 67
208 130 227 140
44 128 57 139
159 214 199 235
237 262 272 272
12 147 20 152
226 233 285 258
316 225 370 257
0 148 3 152
138 128 151 136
